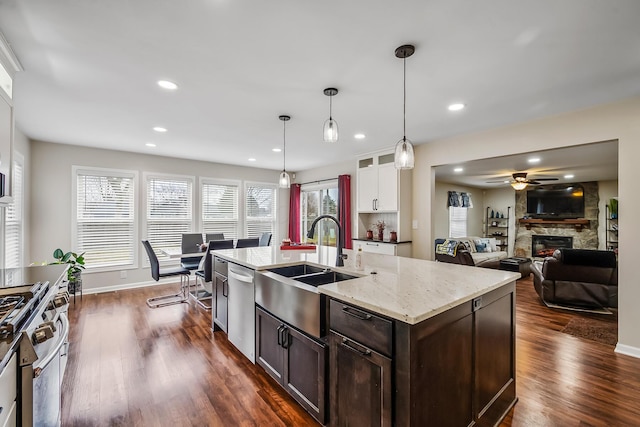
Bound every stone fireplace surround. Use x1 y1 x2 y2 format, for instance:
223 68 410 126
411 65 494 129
514 182 599 258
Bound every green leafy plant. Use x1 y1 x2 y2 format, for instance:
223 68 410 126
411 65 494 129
609 198 618 218
52 248 86 282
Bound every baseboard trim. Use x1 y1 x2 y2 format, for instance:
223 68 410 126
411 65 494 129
615 343 640 359
81 278 184 295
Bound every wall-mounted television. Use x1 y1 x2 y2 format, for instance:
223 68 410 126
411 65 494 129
526 184 585 219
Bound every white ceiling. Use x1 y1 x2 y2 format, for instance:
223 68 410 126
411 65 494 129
0 0 639 173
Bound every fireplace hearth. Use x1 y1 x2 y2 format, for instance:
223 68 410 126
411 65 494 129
532 235 573 257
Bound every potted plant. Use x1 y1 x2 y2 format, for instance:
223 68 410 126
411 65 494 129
52 248 86 293
609 198 618 219
374 220 386 241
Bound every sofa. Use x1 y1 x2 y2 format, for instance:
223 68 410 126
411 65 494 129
435 236 509 268
434 237 508 269
530 248 618 308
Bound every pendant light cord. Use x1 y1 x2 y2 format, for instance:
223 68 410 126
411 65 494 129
403 56 407 141
282 120 286 171
329 94 333 120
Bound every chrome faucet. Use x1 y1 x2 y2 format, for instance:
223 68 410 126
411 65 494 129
306 214 345 267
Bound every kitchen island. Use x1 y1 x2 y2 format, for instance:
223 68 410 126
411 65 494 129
212 246 519 426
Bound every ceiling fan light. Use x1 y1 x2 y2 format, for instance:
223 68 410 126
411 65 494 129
323 117 338 143
511 181 528 190
279 170 291 188
394 137 415 169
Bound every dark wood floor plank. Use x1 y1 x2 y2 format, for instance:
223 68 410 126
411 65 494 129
62 278 640 426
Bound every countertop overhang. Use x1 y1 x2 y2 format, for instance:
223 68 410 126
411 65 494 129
212 246 520 325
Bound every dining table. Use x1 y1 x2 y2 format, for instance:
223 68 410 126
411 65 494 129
159 247 205 259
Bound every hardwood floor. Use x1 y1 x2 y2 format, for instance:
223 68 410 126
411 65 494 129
62 277 640 426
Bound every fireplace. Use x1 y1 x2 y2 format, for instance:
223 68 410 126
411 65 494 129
532 235 573 257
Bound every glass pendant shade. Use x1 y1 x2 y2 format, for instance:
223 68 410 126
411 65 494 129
394 137 415 169
279 170 291 188
323 118 338 143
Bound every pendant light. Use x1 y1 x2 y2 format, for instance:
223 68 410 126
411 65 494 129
278 115 291 188
394 44 416 170
323 88 339 143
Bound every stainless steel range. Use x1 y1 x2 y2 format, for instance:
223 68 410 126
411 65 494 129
0 265 68 427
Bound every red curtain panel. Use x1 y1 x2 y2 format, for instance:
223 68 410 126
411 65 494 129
288 183 301 242
338 175 352 249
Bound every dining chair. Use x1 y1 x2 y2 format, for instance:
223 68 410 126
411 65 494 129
205 232 225 242
142 240 191 308
193 240 215 310
210 239 234 250
259 232 272 247
236 238 260 248
181 233 204 271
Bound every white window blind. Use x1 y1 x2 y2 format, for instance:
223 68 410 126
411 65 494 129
146 176 193 258
75 169 136 269
4 155 23 268
245 183 276 238
449 206 468 238
202 180 239 240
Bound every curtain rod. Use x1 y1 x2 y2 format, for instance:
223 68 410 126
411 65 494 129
300 177 338 186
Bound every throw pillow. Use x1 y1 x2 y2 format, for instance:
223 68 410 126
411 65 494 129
475 242 487 252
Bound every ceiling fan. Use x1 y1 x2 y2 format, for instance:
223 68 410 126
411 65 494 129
487 172 558 190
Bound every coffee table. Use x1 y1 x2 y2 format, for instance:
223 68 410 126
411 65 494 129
499 257 532 279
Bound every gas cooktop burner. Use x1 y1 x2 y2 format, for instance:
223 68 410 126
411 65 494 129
0 295 25 332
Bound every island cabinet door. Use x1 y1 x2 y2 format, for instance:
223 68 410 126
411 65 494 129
256 307 285 383
213 272 228 333
328 331 392 427
283 326 327 425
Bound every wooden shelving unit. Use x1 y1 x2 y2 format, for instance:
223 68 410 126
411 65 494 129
606 203 618 252
485 206 510 250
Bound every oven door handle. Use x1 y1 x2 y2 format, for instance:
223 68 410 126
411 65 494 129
33 312 69 376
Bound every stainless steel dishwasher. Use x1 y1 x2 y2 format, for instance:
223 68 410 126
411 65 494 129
227 262 256 363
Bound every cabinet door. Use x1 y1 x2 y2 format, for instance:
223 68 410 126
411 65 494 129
213 272 228 332
361 241 396 256
329 331 392 427
357 166 378 212
375 163 398 211
283 326 327 424
255 307 285 383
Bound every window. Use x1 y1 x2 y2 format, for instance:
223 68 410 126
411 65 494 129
201 179 239 240
4 152 24 268
74 167 137 269
245 182 276 238
449 206 468 238
145 174 194 259
301 182 338 247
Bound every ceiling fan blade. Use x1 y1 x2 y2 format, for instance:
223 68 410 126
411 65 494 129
531 177 559 181
486 179 510 183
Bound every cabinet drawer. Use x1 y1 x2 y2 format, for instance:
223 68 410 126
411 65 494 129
360 241 396 255
214 257 228 276
329 299 392 357
0 353 17 427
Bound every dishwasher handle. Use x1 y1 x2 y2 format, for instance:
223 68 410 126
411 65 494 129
228 269 254 283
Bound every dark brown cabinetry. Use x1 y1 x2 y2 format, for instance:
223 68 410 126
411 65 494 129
212 257 228 332
328 282 516 426
255 306 327 424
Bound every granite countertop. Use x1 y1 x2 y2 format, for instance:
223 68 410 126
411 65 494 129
212 246 519 325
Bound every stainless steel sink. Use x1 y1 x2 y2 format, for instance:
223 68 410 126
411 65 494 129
293 271 359 287
255 263 362 339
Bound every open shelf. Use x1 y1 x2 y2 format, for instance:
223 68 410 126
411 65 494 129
518 218 590 232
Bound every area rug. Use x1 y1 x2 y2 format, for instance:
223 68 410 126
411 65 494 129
561 317 618 346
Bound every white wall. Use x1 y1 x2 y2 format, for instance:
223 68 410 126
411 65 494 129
412 96 640 355
29 140 287 291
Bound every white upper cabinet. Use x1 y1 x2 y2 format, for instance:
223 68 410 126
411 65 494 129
357 152 398 212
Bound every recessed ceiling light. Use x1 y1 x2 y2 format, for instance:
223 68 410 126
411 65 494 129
354 133 366 140
453 167 463 173
528 157 541 163
448 103 465 111
157 80 178 90
564 174 574 179
153 127 167 133
248 158 256 162
145 143 156 147
272 148 282 152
